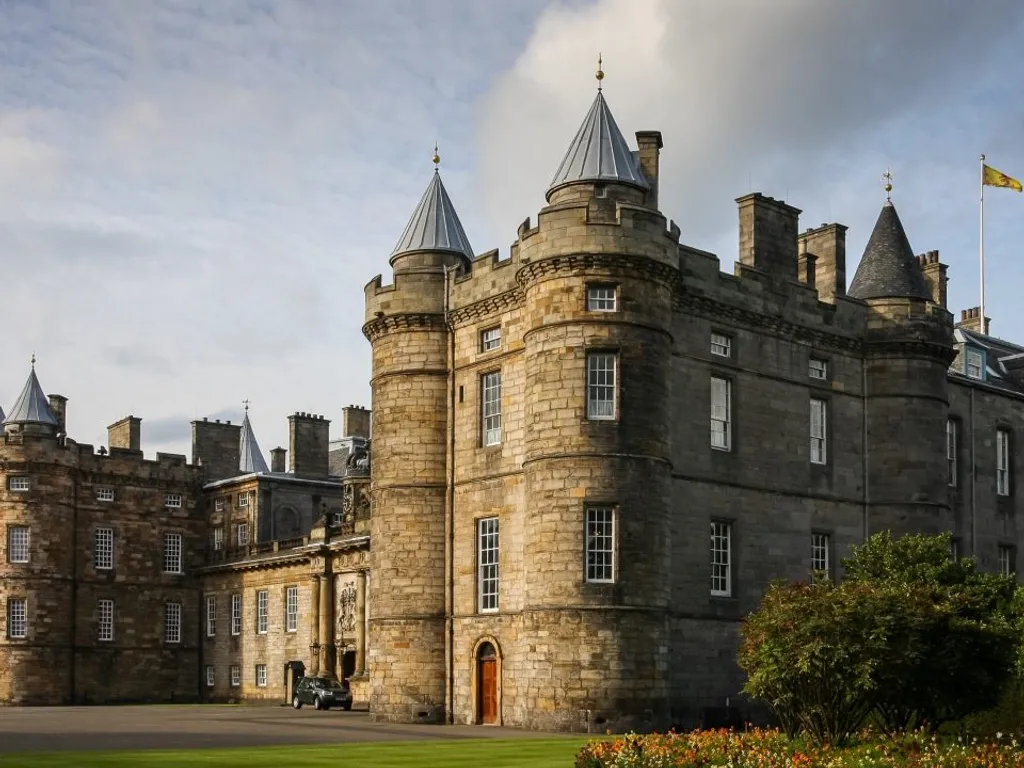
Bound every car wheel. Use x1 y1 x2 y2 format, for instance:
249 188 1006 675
292 696 302 710
342 702 352 711
314 696 323 711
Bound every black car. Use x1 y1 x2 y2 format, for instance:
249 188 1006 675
292 676 353 711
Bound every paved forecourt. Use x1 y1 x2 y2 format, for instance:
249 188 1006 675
0 706 579 753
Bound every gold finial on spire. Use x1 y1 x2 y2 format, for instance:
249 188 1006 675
883 168 893 201
242 398 251 412
596 53 604 91
432 142 440 168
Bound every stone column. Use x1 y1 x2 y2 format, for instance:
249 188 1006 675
355 570 367 675
319 571 334 678
309 575 321 676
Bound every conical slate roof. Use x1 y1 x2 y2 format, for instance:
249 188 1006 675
391 171 474 261
548 91 649 194
3 365 58 427
848 201 931 301
0 405 5 423
239 410 270 474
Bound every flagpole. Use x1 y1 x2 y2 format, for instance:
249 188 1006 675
980 153 986 333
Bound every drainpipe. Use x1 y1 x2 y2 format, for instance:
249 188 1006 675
444 264 458 725
862 357 869 542
970 388 977 557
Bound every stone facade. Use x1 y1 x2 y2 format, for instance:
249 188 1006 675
362 89 1024 732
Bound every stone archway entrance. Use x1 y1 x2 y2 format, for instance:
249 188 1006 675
476 642 499 725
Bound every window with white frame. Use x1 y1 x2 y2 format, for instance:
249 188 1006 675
98 599 114 642
213 527 224 551
480 327 502 352
163 533 182 573
206 596 217 637
231 594 241 635
811 533 830 575
481 371 502 446
215 498 224 512
94 527 114 570
710 332 732 358
8 476 30 492
285 586 298 632
997 428 1011 496
237 493 248 508
810 398 828 465
8 526 29 564
999 545 1016 577
586 285 617 312
710 377 732 451
164 602 181 644
206 666 215 688
586 352 617 420
947 419 958 487
255 664 267 687
230 665 240 687
7 598 27 639
256 590 268 634
710 521 732 597
809 358 828 380
965 348 984 380
165 493 182 508
477 517 500 613
96 487 115 502
237 523 249 546
585 506 615 583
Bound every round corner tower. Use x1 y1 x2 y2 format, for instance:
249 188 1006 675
848 199 956 537
512 88 677 732
0 364 76 705
362 168 472 723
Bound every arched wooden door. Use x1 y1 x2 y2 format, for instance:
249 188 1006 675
476 642 498 724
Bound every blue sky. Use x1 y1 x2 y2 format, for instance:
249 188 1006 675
1 0 1023 458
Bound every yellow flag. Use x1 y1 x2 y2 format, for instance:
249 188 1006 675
983 164 1023 192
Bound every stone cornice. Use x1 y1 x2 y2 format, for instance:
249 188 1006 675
448 289 523 327
362 312 446 342
864 339 958 365
675 291 864 354
515 253 679 289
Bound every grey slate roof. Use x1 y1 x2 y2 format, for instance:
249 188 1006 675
391 171 474 260
238 411 270 474
548 91 649 193
0 405 5 423
954 327 1024 396
848 201 931 301
3 366 58 427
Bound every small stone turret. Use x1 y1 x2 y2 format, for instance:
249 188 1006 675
850 200 955 536
363 163 471 723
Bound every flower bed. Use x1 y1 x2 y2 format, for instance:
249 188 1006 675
575 729 1024 768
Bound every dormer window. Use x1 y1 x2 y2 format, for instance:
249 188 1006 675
965 348 984 380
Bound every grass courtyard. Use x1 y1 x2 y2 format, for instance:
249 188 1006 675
1 738 592 768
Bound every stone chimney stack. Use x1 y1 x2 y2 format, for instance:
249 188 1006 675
191 418 242 482
798 222 848 301
342 405 371 440
288 412 330 478
47 395 68 437
635 131 663 210
737 193 801 281
108 415 142 452
956 306 990 335
270 446 287 473
917 250 948 308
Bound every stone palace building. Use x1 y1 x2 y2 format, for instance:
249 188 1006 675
2 76 1022 732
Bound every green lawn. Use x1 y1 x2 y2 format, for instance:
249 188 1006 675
3 739 592 768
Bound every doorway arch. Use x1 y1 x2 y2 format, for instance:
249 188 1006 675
472 637 502 725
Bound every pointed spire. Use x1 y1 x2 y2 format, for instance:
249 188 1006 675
848 198 931 301
239 403 270 475
3 358 58 428
390 148 474 262
547 87 649 195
